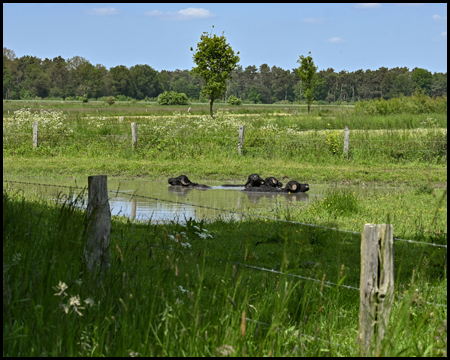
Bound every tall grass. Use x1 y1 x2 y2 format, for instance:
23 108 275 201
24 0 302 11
3 108 447 165
3 184 447 356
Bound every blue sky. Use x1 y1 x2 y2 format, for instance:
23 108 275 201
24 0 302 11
3 3 447 73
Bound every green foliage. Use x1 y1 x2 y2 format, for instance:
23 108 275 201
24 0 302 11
296 52 322 115
106 96 115 105
191 26 240 116
157 91 188 105
325 127 341 155
412 68 433 95
82 95 89 103
355 91 447 115
247 87 262 104
227 94 242 105
115 94 133 101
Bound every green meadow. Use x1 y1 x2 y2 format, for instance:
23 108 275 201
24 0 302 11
3 95 447 356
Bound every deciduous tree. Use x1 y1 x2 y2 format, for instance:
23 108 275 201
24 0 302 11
296 52 321 115
191 27 240 117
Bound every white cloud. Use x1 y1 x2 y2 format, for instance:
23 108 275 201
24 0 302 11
432 14 447 23
177 8 214 19
86 7 119 16
354 3 381 9
302 17 324 24
441 31 447 37
145 7 214 20
327 37 346 43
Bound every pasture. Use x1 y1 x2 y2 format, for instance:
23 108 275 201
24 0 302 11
3 99 447 356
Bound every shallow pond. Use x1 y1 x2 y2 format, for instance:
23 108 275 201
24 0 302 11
4 176 325 223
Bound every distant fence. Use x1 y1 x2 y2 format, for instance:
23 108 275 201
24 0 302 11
11 121 447 158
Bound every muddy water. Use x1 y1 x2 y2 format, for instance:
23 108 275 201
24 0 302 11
4 176 323 223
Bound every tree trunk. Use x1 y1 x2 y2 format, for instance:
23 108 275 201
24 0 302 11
307 104 310 115
210 98 214 118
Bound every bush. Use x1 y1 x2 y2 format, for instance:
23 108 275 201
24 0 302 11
82 96 89 103
157 91 188 105
273 100 291 105
115 95 133 101
106 96 115 105
227 95 242 105
355 91 447 116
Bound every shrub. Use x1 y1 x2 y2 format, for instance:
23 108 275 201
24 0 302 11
227 95 242 105
157 91 188 105
115 95 133 101
106 96 115 105
82 96 89 103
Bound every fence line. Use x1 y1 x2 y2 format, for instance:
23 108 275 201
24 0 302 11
3 179 447 249
4 216 447 308
109 235 360 291
4 122 446 158
111 233 447 308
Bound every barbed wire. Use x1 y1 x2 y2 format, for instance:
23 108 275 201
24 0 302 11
3 179 447 249
110 234 361 291
112 233 446 308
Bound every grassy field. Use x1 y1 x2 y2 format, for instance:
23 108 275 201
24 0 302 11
3 183 447 357
3 98 447 356
2 101 447 187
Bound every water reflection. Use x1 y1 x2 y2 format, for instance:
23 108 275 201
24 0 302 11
244 191 309 204
5 177 318 223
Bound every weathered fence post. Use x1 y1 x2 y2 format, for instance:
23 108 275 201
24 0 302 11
131 196 137 220
357 223 394 356
238 125 245 155
84 175 111 274
131 122 137 149
344 125 349 160
33 122 38 150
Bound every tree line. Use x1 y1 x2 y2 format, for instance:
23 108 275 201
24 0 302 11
3 47 447 103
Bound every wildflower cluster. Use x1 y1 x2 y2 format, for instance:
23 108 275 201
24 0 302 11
12 108 73 136
53 281 94 316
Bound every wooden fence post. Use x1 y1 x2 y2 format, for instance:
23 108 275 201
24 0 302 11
131 196 137 220
131 122 137 149
357 223 394 356
84 175 111 274
238 125 245 155
344 125 349 160
33 122 38 150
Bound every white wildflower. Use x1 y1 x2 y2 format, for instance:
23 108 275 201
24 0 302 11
53 281 69 297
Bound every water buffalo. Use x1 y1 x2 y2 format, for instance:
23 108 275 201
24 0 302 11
221 174 265 188
242 180 309 193
168 175 211 189
263 177 283 188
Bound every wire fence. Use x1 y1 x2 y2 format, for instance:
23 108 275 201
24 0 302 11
3 179 447 249
4 179 447 316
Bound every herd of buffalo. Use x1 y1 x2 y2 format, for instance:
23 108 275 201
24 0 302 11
168 174 309 193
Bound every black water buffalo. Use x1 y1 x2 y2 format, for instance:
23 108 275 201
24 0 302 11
263 177 283 188
242 180 309 193
221 174 265 188
168 175 211 189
